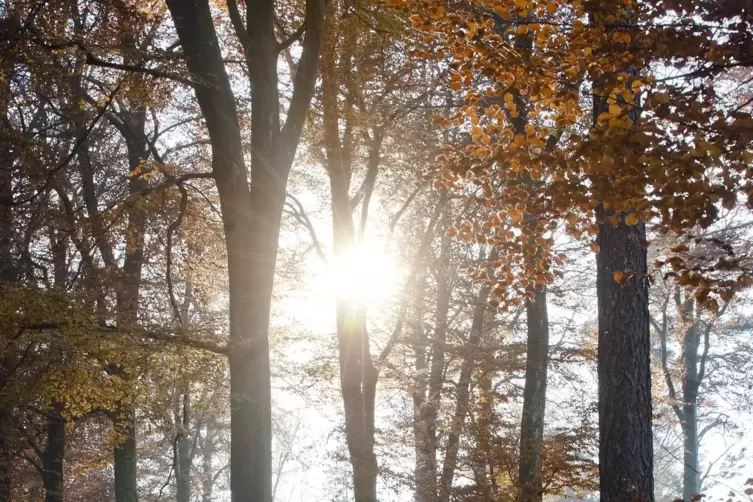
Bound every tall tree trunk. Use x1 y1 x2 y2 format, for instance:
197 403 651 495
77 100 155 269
591 9 653 500
473 369 494 500
595 204 654 502
679 299 701 502
42 412 66 502
176 393 192 502
0 409 12 501
0 50 17 502
414 225 452 502
411 272 434 502
165 1 324 500
439 249 493 502
113 105 149 502
114 409 138 502
201 420 215 502
331 167 379 502
518 288 549 502
321 5 378 498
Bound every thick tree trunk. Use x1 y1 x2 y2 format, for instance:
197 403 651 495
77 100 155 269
165 0 324 500
595 205 654 502
42 412 66 502
518 288 549 502
113 107 148 502
114 409 138 502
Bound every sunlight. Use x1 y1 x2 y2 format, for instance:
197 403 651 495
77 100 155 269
329 243 397 305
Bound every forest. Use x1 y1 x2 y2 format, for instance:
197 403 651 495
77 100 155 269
0 0 752 501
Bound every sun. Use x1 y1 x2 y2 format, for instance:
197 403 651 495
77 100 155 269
329 243 397 305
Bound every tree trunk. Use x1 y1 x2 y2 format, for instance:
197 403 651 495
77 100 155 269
439 251 493 502
42 412 66 502
518 288 549 502
112 105 149 502
0 135 15 502
165 0 324 500
473 370 494 500
0 409 14 501
411 273 434 502
321 6 379 498
680 301 701 502
331 166 379 502
0 51 17 502
176 393 192 502
595 205 654 502
114 409 138 502
201 420 215 502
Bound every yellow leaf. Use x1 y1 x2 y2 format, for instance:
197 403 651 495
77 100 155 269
515 0 527 7
609 103 621 115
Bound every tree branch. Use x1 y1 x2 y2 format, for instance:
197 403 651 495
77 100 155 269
277 20 306 53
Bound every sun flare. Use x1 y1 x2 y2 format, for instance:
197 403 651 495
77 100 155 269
329 244 397 305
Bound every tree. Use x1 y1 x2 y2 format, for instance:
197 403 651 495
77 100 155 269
163 0 325 499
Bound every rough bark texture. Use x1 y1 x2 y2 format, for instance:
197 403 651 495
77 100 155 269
595 205 654 502
165 0 324 500
518 288 549 502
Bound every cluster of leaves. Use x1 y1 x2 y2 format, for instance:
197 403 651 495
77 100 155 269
388 0 753 310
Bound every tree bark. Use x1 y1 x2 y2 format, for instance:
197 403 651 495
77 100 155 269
201 419 216 502
439 250 493 502
42 412 66 502
175 393 192 502
114 409 138 502
518 288 549 502
0 49 17 502
411 271 434 502
595 205 654 502
321 5 379 498
414 226 452 502
678 299 701 502
165 0 324 500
